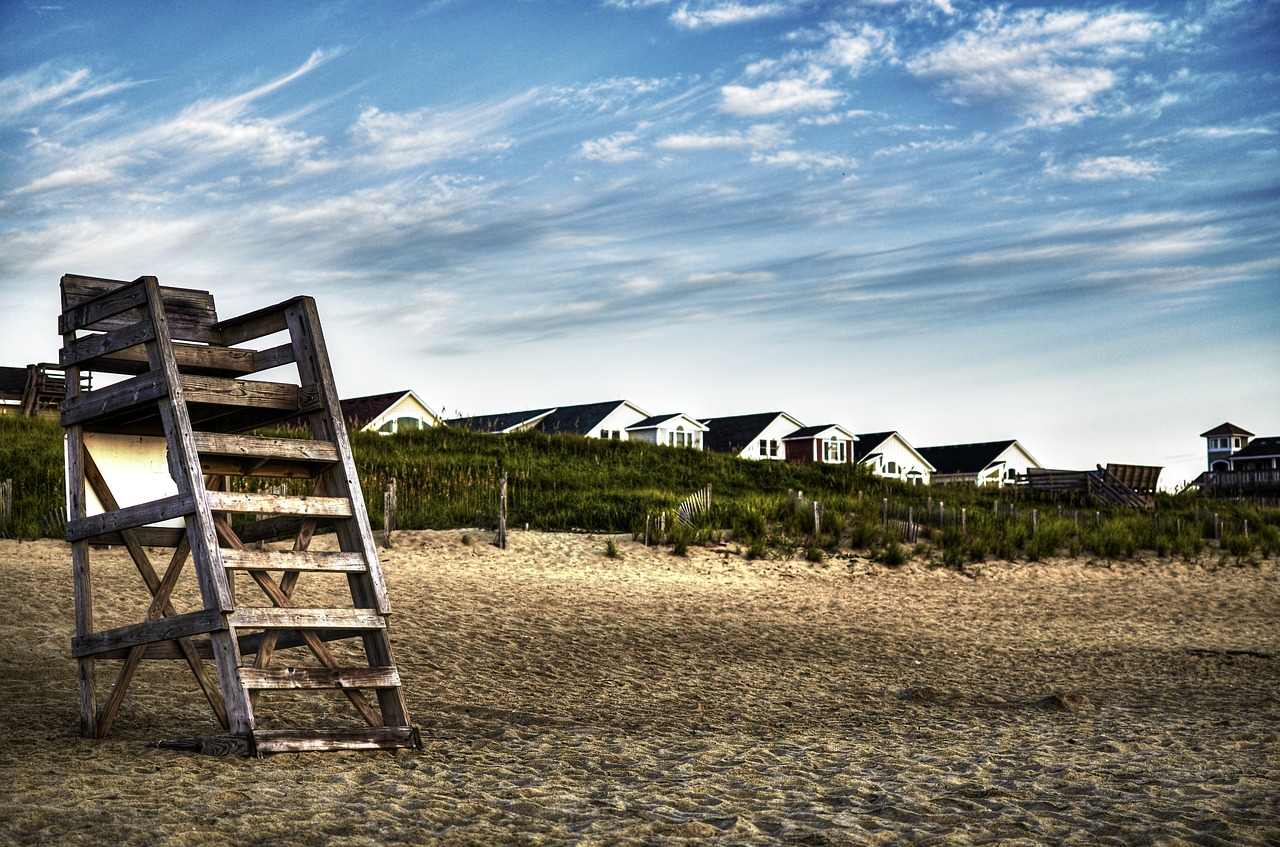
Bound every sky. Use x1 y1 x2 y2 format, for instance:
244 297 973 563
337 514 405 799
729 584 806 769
2 0 1277 489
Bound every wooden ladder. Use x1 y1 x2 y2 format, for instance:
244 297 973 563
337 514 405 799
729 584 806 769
60 274 418 755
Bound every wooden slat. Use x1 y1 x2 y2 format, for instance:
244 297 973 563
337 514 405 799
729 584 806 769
229 607 385 630
220 549 367 572
193 432 338 463
59 371 167 427
205 490 353 518
61 274 220 341
65 493 196 541
60 320 155 368
239 666 401 690
179 375 302 411
249 726 420 755
216 297 307 345
72 608 224 658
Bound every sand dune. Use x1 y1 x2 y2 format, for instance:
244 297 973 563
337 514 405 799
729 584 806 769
1 530 1277 845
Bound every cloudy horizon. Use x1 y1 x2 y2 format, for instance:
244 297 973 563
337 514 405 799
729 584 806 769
2 0 1276 488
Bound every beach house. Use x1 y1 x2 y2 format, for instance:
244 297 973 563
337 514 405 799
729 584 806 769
917 440 1042 486
854 432 935 484
626 413 707 449
701 412 807 460
340 390 443 434
782 424 857 465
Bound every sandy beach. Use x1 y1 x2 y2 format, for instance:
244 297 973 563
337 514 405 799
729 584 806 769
1 530 1277 846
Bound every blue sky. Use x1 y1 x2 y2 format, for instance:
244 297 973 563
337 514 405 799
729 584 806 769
2 0 1277 488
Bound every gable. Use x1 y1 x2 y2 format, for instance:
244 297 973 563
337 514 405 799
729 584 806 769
703 412 805 455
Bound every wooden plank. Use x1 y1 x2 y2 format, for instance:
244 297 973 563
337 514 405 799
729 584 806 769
220 549 367 572
89 628 356 660
193 432 338 464
84 343 260 377
59 371 167 427
179 375 302 411
239 666 401 690
250 342 296 372
204 490 353 518
229 607 385 630
59 320 155 368
61 274 220 341
65 493 196 541
72 608 224 658
216 297 308 345
249 726 420 755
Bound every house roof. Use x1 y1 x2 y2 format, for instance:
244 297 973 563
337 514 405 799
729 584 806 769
1229 436 1280 460
853 432 895 462
449 400 644 436
701 412 804 454
783 424 855 441
447 408 555 433
338 390 426 430
628 413 707 431
1200 422 1254 438
918 440 1021 475
0 366 26 400
536 401 641 436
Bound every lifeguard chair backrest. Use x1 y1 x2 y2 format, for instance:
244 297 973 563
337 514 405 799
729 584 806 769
60 274 222 344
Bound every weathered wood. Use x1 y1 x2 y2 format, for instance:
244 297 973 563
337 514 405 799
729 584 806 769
229 607 385 630
86 343 260 377
59 319 155 368
220 549 367 572
72 608 224 658
180 375 303 411
59 371 167 427
204 490 354 518
239 666 401 690
193 431 338 471
61 274 220 342
250 726 420 755
216 297 307 345
65 493 196 541
248 727 419 755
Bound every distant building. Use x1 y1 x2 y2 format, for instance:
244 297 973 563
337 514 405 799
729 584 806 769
448 400 651 441
918 440 1042 487
782 424 857 465
1199 422 1254 471
1225 436 1280 472
626 413 707 449
701 412 806 460
340 390 443 434
854 432 935 484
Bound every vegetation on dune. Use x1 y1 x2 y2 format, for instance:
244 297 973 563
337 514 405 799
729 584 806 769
2 416 1278 566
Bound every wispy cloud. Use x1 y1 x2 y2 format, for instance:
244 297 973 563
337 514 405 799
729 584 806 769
907 8 1162 127
670 2 793 30
1057 155 1167 181
720 72 842 116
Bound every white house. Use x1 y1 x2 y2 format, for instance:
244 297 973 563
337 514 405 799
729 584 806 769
626 413 707 449
918 440 1042 486
448 400 651 440
341 390 443 434
702 412 807 460
854 431 935 485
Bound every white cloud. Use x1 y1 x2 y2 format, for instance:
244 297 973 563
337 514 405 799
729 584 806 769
907 8 1162 127
353 95 526 170
580 130 647 162
656 123 786 151
670 2 791 30
750 149 856 171
1067 155 1166 181
720 74 842 116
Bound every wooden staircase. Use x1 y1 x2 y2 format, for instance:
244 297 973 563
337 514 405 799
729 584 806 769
60 274 418 755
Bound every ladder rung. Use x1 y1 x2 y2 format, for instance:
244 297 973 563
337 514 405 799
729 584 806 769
66 493 197 541
220 549 367 572
193 432 339 478
249 726 420 755
239 666 401 690
60 319 155 368
72 608 224 658
228 607 385 630
179 375 305 412
59 371 167 427
205 490 353 518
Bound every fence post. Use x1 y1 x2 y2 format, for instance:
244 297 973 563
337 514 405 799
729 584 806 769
644 514 651 546
813 500 821 535
496 469 508 549
882 498 888 525
382 477 397 549
961 507 966 533
1214 513 1220 540
0 479 11 531
1032 509 1038 535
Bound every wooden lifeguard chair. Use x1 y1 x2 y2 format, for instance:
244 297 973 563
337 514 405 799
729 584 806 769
60 274 418 754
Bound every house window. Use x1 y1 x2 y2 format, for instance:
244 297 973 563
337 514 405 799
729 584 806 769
601 428 610 439
1233 437 1242 449
397 417 420 431
886 461 897 474
759 439 768 457
769 440 779 458
612 430 621 440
